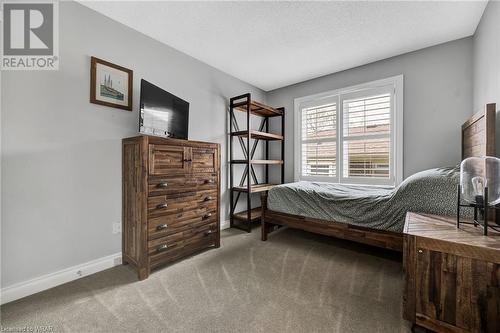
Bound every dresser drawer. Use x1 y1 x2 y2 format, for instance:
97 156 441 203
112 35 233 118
148 232 184 259
182 222 218 258
149 144 190 176
148 174 217 196
148 189 217 217
148 225 216 269
148 207 217 240
184 222 218 246
191 147 217 174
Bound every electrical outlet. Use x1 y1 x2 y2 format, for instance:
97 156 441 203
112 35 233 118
113 222 122 234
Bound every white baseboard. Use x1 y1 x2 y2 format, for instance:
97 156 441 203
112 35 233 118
2 223 231 305
220 219 230 230
1 252 122 305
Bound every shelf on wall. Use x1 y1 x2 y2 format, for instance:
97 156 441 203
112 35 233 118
230 160 283 165
231 183 277 193
232 208 262 222
233 100 283 117
230 130 284 141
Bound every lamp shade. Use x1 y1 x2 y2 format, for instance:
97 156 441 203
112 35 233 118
460 156 500 206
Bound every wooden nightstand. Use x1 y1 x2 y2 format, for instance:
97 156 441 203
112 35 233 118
403 212 500 333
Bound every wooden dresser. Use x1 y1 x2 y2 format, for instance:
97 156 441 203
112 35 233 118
122 135 220 280
403 212 500 333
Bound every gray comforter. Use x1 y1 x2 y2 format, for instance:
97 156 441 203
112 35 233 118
267 167 460 232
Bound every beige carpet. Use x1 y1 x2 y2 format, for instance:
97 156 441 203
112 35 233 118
1 227 411 333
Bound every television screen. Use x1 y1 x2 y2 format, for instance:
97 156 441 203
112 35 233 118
139 79 189 139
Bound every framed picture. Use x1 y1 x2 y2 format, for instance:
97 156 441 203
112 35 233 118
90 56 133 111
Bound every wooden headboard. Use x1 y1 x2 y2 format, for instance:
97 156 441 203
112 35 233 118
462 103 496 159
461 103 498 224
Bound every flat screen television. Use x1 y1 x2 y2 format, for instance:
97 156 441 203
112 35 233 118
139 79 189 139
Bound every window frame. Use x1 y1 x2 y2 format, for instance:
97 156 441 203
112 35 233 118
298 95 340 183
294 75 404 187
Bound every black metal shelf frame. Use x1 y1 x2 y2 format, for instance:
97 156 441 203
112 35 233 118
229 93 285 232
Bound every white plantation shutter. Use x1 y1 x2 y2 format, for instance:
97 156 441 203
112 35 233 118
296 76 402 186
300 101 337 179
342 93 391 180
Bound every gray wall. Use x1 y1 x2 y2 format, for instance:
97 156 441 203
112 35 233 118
267 38 473 183
1 2 265 288
473 1 500 156
0 1 484 291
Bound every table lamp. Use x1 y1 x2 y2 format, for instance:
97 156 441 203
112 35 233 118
457 156 500 235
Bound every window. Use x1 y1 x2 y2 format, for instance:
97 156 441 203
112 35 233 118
294 76 403 186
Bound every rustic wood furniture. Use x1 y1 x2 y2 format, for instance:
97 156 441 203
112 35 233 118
261 103 497 252
461 103 496 159
403 212 500 333
122 135 220 280
229 93 285 232
260 193 403 250
460 103 499 227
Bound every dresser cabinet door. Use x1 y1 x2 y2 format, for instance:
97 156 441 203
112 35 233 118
415 248 500 333
191 147 217 173
149 144 190 175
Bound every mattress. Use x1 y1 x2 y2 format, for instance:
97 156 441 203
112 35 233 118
267 167 460 232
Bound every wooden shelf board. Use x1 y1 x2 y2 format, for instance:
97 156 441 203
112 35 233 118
233 100 283 117
232 183 277 193
232 208 262 222
231 130 284 141
231 159 283 165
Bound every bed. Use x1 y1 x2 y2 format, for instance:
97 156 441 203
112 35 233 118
261 103 497 251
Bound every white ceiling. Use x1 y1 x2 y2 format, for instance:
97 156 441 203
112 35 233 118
80 1 487 91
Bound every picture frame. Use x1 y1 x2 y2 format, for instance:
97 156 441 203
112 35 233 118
90 56 133 111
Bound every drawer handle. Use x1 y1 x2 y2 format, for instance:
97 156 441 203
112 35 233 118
205 230 216 236
183 159 192 162
156 224 168 231
156 244 174 252
157 182 168 188
204 196 213 201
203 213 212 219
205 179 215 184
156 203 168 209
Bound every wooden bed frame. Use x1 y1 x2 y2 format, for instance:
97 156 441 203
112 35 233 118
261 103 497 251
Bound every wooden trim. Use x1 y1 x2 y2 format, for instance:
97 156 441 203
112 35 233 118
416 236 500 264
403 234 416 322
90 56 133 111
145 135 219 148
139 136 149 280
261 202 403 251
461 103 496 159
416 314 469 333
485 103 496 156
215 145 221 248
404 213 500 263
